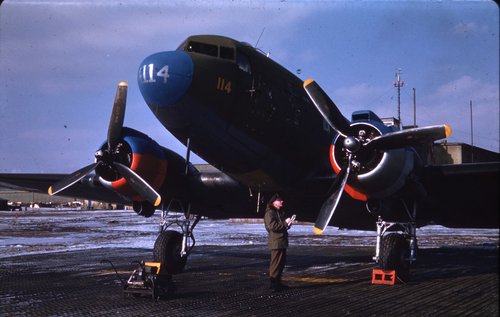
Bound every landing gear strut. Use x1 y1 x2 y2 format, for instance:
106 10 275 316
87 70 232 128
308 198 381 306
373 200 418 282
153 200 201 274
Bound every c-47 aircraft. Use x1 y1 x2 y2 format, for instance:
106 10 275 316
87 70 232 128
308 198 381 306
1 35 498 279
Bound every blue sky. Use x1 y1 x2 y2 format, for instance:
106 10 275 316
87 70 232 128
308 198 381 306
0 0 498 173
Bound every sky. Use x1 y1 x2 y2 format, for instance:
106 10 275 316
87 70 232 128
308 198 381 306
0 0 498 173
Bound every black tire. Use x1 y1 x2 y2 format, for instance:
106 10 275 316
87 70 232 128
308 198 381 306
153 230 187 274
378 233 410 281
152 281 159 301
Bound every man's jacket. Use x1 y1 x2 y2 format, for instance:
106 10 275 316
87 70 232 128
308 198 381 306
264 207 289 249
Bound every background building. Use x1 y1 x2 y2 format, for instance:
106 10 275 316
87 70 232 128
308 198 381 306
431 142 499 164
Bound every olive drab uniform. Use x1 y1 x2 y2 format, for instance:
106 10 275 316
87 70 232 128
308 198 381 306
264 205 289 290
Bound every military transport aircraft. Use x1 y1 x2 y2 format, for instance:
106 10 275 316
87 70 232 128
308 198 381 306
1 35 498 279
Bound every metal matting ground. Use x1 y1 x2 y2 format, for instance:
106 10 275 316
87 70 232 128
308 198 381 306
1 244 498 317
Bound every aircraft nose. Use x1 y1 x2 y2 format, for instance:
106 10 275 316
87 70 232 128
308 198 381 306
137 51 193 108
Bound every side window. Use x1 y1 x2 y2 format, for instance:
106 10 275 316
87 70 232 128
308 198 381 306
236 51 251 74
220 46 235 60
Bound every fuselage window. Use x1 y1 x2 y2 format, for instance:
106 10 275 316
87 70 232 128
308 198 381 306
220 46 235 60
237 52 251 74
186 41 218 57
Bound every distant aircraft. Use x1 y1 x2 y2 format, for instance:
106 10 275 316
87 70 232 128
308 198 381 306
1 35 498 279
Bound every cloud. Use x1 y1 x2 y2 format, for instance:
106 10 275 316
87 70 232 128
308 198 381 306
332 83 392 117
452 21 488 35
427 75 497 106
8 0 299 7
419 75 499 151
1 2 313 97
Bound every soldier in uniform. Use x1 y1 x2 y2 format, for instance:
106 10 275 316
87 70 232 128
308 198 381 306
264 193 293 291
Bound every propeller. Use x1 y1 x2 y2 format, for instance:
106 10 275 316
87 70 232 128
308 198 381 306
113 162 161 207
107 82 128 150
48 81 161 207
48 162 100 196
364 124 451 151
304 79 451 234
314 154 351 234
303 79 351 137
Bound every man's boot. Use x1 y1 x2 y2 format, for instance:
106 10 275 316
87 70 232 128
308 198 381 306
276 278 289 291
270 277 289 292
270 277 279 291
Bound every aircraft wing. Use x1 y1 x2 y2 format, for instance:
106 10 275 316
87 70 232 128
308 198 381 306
421 162 499 228
0 166 257 219
0 173 131 205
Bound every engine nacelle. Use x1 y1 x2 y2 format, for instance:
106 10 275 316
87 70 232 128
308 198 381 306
96 127 167 205
330 121 414 201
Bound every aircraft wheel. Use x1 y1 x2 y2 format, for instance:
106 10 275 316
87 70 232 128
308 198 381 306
378 233 410 281
153 230 187 274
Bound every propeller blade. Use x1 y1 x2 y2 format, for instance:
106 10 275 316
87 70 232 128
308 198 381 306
365 124 452 151
313 156 352 235
107 82 128 150
48 162 99 196
113 162 162 207
303 79 351 137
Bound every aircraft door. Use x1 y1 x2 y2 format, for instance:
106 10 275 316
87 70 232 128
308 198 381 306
235 52 254 102
231 51 256 127
234 50 277 139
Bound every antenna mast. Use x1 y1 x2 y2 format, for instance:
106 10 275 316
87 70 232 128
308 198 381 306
394 69 404 127
413 88 416 127
255 27 266 48
470 100 474 163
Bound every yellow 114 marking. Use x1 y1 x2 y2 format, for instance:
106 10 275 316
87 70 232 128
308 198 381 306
217 77 232 94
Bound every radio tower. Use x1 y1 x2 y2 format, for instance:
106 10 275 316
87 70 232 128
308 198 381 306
394 69 404 127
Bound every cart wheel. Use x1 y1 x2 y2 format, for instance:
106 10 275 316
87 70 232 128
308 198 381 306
152 282 159 301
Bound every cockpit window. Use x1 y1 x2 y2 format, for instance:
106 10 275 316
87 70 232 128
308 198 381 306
176 40 187 51
186 41 218 57
181 39 249 72
237 51 251 74
220 46 234 60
